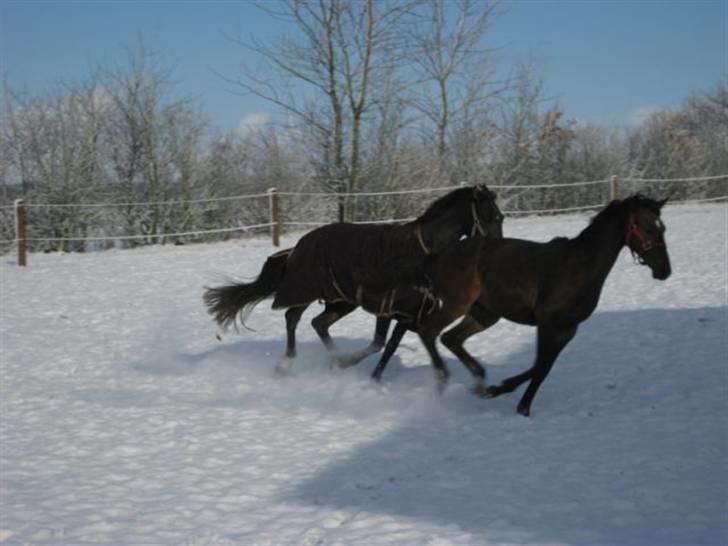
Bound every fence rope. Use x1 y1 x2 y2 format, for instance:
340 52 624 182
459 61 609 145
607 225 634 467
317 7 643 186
1 174 726 246
280 179 610 197
18 192 271 210
2 197 725 246
2 173 726 210
672 195 728 205
282 217 417 227
622 174 728 183
505 203 605 215
0 223 274 244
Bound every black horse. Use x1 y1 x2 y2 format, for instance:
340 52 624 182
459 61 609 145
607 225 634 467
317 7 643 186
371 194 672 415
204 185 503 375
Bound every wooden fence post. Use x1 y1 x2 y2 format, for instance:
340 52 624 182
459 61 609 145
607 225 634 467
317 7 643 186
268 187 280 247
15 199 27 267
609 175 619 202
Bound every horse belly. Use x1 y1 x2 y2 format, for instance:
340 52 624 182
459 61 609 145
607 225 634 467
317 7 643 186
535 283 602 326
500 307 538 326
481 282 539 326
357 289 423 327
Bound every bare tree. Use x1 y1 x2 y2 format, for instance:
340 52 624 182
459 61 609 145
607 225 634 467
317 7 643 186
227 0 412 220
491 62 544 187
625 82 728 199
408 0 501 180
0 78 106 251
103 43 208 245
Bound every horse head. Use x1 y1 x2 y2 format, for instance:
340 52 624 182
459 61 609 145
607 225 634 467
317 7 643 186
415 184 504 253
624 195 671 280
471 184 504 239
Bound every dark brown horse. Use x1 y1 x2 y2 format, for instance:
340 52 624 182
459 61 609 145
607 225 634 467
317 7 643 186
370 194 672 415
204 185 503 375
342 234 490 390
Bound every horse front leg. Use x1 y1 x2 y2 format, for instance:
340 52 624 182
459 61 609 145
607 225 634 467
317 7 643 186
441 306 500 395
414 259 483 393
485 324 578 416
484 369 534 398
417 308 467 394
515 324 578 416
311 301 358 367
371 320 409 382
338 317 391 368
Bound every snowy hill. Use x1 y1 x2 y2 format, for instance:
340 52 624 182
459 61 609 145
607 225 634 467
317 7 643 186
1 203 726 545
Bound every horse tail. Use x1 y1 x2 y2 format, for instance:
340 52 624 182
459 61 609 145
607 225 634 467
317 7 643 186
203 249 291 330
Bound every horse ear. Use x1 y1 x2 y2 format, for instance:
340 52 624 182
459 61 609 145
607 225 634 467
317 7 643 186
474 184 491 199
659 197 669 209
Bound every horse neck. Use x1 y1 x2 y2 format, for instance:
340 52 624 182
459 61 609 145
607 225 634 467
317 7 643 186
574 206 629 286
415 207 469 253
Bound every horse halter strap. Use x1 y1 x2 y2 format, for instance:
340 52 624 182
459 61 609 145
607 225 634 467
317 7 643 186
625 212 663 261
415 225 430 254
417 192 488 253
470 201 487 237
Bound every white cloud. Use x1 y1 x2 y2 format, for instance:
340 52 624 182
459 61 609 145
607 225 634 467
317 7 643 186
236 112 272 136
626 104 666 127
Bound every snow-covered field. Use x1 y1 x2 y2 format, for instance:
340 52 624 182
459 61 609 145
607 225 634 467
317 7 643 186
1 203 726 545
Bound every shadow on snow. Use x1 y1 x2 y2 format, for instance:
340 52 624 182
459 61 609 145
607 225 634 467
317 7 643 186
88 306 725 544
272 306 726 545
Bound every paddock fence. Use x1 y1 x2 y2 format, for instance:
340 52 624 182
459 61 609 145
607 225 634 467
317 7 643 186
1 174 726 266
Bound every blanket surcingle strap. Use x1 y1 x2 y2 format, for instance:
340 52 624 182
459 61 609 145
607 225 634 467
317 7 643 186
415 225 430 254
414 284 441 327
328 267 352 304
326 267 441 328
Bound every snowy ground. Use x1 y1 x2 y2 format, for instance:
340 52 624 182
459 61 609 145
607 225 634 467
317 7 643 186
1 203 727 545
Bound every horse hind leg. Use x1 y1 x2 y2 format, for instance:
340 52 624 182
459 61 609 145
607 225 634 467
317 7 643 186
417 310 465 394
371 320 408 381
274 305 307 376
310 301 357 367
338 317 391 368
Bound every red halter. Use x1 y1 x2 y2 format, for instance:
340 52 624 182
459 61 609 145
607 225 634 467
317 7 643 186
625 212 664 260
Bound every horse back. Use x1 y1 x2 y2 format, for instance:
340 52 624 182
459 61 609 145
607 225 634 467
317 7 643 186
272 222 418 308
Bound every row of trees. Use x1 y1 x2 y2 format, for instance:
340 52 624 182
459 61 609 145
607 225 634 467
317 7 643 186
1 0 726 252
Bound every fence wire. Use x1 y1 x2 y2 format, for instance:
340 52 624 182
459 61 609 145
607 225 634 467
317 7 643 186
1 174 726 248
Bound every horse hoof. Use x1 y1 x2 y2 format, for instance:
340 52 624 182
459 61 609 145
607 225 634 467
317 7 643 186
517 405 531 417
337 357 356 369
470 382 491 398
479 386 500 399
274 357 293 377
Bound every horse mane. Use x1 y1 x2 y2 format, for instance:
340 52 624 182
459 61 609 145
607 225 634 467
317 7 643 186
415 187 474 223
577 193 663 244
588 193 663 227
622 193 664 214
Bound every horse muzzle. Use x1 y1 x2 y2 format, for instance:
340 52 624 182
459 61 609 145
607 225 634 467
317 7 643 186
651 262 671 280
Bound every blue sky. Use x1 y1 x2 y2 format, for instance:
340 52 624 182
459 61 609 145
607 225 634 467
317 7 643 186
1 0 725 132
